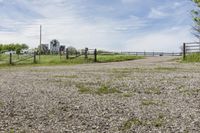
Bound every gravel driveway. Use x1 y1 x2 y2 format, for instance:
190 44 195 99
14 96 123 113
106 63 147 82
0 56 200 133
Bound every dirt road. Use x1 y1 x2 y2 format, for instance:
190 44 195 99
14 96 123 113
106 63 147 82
0 57 200 133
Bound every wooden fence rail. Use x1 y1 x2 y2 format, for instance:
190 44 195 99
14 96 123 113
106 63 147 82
183 42 200 60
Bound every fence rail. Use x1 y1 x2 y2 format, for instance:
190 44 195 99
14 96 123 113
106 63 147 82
0 47 183 66
183 42 200 60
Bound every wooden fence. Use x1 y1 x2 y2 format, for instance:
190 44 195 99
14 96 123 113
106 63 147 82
183 42 200 60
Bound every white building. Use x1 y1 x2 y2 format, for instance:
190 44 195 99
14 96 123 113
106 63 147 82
4 51 16 55
50 40 60 53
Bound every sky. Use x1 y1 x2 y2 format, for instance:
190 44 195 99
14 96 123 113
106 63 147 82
0 0 197 52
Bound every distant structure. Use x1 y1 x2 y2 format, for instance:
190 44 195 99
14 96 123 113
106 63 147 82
41 44 49 54
50 39 60 54
59 45 65 54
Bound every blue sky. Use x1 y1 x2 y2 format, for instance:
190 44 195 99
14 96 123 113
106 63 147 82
0 0 197 52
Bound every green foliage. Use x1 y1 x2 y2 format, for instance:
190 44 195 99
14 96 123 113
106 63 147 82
95 85 122 95
97 55 143 63
121 118 143 131
192 0 200 38
120 115 165 131
144 88 161 95
67 46 77 55
141 99 158 106
0 43 29 54
0 54 143 67
183 53 200 62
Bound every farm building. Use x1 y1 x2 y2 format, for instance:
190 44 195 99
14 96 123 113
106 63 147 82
50 39 60 54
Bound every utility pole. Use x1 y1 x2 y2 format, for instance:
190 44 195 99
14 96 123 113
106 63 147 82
39 25 42 62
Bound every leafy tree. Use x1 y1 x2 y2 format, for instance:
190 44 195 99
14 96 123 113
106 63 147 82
192 0 200 38
67 46 77 55
0 43 29 54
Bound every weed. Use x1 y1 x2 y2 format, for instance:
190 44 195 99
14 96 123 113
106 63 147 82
95 85 122 95
121 118 143 131
151 115 165 127
144 88 161 95
123 93 133 97
141 99 158 106
121 115 165 131
77 85 92 94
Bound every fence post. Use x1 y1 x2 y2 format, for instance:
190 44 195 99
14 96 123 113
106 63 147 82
9 53 12 65
66 48 69 59
33 52 37 63
94 49 97 62
183 43 186 60
85 48 88 59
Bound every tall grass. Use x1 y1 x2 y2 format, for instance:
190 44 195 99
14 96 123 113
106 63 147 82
184 53 200 62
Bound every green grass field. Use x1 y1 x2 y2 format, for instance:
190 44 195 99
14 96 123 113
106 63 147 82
183 53 200 62
0 54 143 67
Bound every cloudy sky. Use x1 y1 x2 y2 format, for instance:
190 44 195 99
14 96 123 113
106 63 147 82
0 0 197 52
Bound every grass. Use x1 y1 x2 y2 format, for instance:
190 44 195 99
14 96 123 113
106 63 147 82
121 115 165 131
183 53 200 62
144 88 161 95
77 86 92 94
77 85 122 95
0 101 3 107
121 118 143 131
141 99 159 106
96 85 122 95
0 54 143 67
97 55 143 63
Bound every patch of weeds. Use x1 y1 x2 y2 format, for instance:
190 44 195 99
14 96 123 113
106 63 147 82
76 84 123 95
10 129 15 133
76 85 92 94
151 114 165 127
0 101 3 107
178 87 200 96
120 118 143 131
144 88 161 95
141 99 158 106
120 115 165 131
54 75 78 79
155 67 178 71
95 85 122 95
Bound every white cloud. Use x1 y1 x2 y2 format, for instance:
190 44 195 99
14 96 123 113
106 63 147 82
148 8 169 19
124 26 195 52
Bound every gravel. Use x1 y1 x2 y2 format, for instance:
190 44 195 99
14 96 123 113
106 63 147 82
0 56 200 133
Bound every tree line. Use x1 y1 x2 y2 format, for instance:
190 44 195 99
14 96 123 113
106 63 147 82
0 44 29 54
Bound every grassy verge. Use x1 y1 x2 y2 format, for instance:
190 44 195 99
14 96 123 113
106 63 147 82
183 53 200 62
97 55 143 63
0 54 143 67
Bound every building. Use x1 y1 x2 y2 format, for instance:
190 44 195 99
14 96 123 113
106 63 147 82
4 51 16 55
50 39 60 54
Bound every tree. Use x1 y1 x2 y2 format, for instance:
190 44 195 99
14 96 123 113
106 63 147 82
0 43 29 54
192 0 200 38
67 46 77 55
